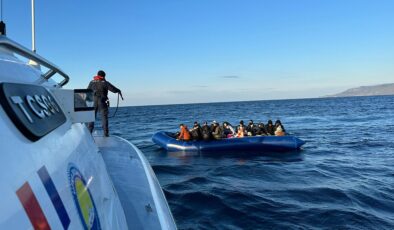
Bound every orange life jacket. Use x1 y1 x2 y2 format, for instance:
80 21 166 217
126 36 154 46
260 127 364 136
236 126 245 138
179 126 191 141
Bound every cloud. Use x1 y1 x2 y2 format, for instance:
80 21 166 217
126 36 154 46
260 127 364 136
219 75 240 79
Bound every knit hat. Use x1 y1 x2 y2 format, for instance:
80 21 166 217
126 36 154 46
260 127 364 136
97 70 106 77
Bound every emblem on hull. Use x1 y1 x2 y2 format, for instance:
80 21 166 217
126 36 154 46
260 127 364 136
68 164 101 230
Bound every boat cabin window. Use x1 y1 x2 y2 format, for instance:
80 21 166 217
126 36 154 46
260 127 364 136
74 89 94 111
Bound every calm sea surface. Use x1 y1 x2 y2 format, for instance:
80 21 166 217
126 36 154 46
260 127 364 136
104 96 394 229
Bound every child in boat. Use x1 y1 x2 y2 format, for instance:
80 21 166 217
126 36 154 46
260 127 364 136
235 124 245 138
177 124 191 141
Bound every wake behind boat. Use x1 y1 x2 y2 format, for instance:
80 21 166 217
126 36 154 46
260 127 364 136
152 131 305 152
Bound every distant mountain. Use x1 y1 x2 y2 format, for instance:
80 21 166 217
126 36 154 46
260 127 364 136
327 83 394 97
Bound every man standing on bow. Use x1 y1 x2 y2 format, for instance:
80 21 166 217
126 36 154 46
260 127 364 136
87 70 123 137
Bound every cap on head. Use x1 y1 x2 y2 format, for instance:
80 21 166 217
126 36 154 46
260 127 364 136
97 70 106 77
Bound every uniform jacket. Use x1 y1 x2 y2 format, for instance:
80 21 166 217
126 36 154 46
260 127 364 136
88 76 121 101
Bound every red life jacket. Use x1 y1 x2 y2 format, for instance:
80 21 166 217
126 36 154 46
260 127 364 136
93 75 105 81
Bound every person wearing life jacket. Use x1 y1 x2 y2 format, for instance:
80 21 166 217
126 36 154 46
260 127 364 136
236 120 244 133
177 124 191 141
235 124 245 138
87 70 122 137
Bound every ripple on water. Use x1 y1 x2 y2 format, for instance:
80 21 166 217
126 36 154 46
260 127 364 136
101 96 394 229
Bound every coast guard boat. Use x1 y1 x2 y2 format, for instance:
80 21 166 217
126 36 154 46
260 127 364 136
0 23 176 229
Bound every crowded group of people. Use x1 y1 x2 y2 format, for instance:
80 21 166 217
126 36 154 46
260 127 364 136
176 119 286 141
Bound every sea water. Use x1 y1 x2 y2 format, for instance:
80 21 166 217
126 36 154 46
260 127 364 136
103 95 394 229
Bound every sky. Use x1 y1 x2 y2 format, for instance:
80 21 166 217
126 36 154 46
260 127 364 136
3 0 394 106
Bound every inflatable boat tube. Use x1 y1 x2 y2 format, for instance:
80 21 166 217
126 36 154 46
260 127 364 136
152 131 305 152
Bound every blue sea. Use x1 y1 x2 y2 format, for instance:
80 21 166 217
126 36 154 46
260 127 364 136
107 95 394 229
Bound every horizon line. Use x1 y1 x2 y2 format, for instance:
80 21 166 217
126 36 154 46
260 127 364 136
112 94 394 108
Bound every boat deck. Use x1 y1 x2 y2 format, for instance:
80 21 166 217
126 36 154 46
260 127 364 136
95 136 175 230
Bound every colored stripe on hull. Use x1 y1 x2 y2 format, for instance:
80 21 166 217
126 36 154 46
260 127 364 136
38 166 71 229
16 182 51 230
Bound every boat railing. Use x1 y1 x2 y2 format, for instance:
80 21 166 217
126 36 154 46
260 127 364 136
0 35 69 87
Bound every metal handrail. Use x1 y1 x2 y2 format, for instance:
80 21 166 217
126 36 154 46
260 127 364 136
0 35 69 86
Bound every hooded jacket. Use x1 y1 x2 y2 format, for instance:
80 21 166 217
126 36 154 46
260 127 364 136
211 123 223 140
202 124 212 140
190 124 202 140
256 123 267 135
266 124 275 135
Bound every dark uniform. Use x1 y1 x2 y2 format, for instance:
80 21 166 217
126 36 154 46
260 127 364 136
87 70 121 136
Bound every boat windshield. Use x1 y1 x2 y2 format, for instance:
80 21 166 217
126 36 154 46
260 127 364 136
0 36 69 86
